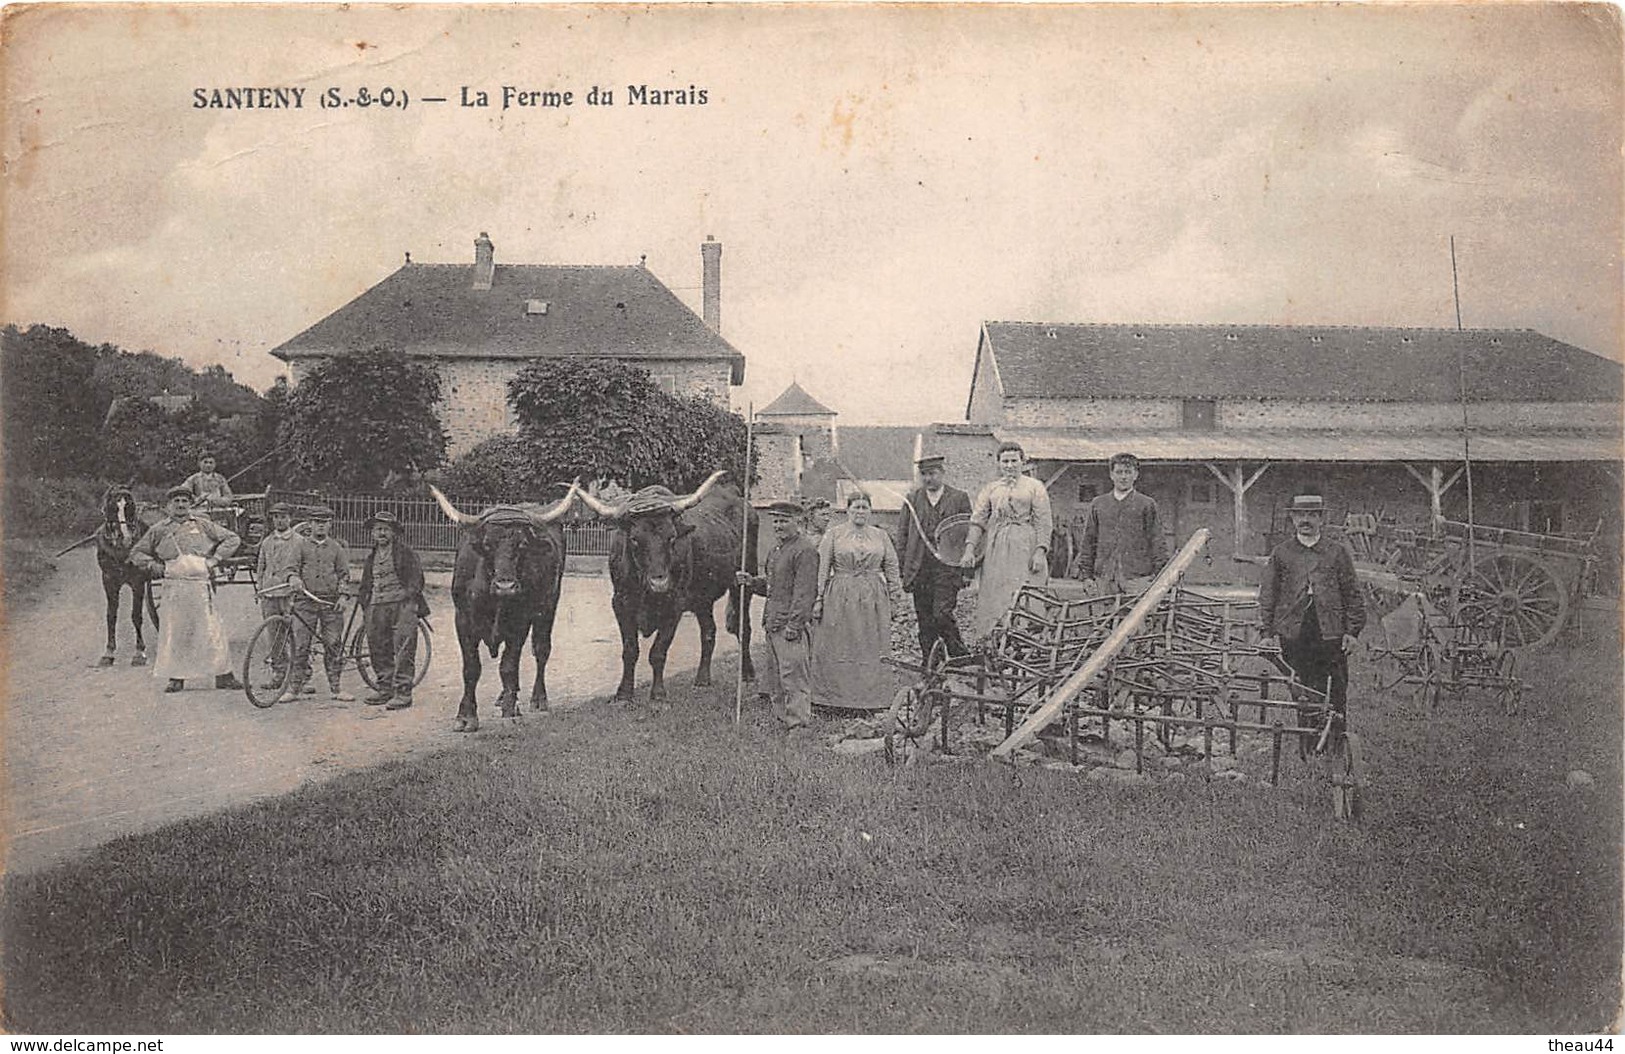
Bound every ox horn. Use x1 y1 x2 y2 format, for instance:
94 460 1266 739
428 485 480 527
523 479 581 525
670 470 728 514
576 480 627 521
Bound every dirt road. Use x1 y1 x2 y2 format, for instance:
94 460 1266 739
3 550 738 874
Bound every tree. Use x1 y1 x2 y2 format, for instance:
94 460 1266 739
1 324 103 477
502 359 748 492
278 346 446 491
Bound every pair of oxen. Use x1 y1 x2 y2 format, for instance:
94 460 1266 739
428 470 755 732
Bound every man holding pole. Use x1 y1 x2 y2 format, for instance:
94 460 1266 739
894 453 972 660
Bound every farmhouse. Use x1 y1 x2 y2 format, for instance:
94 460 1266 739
271 233 745 455
928 322 1623 583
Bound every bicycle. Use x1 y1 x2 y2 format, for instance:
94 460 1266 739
242 583 433 709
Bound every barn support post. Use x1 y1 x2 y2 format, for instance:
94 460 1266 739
1205 461 1269 554
1402 462 1464 529
990 528 1211 759
1041 462 1073 490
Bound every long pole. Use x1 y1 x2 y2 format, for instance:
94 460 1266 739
226 442 287 486
990 528 1210 759
1451 235 1476 563
735 402 754 725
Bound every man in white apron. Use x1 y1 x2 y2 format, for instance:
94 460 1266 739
129 487 243 693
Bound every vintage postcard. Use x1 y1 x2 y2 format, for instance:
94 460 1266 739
1 2 1620 1038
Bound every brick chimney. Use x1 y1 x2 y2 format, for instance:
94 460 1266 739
473 232 495 291
701 235 722 333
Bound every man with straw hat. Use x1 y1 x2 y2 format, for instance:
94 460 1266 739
893 452 972 660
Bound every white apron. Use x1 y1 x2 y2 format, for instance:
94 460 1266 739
153 554 231 680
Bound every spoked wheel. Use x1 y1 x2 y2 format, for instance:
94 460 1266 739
1326 729 1366 821
242 615 294 709
1455 552 1570 650
884 684 939 764
352 618 434 691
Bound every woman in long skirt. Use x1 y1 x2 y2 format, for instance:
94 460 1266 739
811 492 902 711
960 442 1053 640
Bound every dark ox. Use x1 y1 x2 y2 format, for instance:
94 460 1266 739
430 484 578 733
578 470 756 703
96 487 158 666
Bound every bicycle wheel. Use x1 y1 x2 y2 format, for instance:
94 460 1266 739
352 617 433 691
242 615 294 709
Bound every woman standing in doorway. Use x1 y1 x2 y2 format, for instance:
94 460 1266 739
961 442 1053 640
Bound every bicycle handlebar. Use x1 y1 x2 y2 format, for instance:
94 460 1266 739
255 584 347 609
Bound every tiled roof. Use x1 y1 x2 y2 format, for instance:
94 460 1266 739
272 263 745 381
979 323 1622 404
757 380 836 417
832 425 921 480
999 428 1623 463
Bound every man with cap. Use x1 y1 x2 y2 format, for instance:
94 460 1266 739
735 499 820 732
129 486 243 692
286 506 355 703
1258 491 1366 744
893 452 972 659
255 501 307 696
181 454 234 508
358 509 428 710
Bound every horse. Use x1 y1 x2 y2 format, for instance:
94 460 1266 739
95 487 159 666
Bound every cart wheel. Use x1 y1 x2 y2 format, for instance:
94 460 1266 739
1457 552 1570 650
242 615 294 709
352 617 434 691
1328 730 1366 821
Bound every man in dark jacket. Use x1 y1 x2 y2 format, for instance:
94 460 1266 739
737 500 820 732
358 509 429 710
893 453 973 659
1258 492 1366 730
1075 452 1168 593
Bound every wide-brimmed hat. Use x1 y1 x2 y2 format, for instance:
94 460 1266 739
914 453 947 469
362 509 404 532
1287 493 1326 513
164 485 195 502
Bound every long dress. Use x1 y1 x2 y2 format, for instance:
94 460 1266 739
968 474 1053 640
811 522 902 711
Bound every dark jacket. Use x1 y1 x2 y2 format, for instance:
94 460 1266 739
1257 536 1366 641
760 534 819 635
359 535 430 618
1076 490 1168 582
893 485 972 590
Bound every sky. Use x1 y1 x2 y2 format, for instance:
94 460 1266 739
3 3 1621 425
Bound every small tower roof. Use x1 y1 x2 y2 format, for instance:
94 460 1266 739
758 380 836 417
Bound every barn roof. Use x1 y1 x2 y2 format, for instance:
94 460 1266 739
833 425 920 480
976 323 1622 404
999 427 1623 463
271 263 745 383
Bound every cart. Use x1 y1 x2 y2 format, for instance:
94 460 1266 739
1365 590 1522 714
1329 512 1600 650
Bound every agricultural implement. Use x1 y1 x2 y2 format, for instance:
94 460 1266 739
1332 513 1600 650
886 530 1366 818
1364 591 1522 714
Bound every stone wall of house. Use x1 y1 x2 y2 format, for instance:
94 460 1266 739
287 353 734 457
966 348 1005 425
758 415 834 461
1217 400 1620 431
751 427 800 501
1001 398 1178 429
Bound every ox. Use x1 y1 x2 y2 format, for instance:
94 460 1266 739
429 483 578 733
96 487 158 666
577 470 756 704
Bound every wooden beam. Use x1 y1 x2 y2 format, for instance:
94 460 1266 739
1242 462 1270 493
1203 461 1238 492
1042 463 1073 490
990 528 1212 759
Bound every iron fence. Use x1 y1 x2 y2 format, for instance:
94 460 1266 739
263 489 614 555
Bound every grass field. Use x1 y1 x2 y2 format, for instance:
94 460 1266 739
3 626 1620 1033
